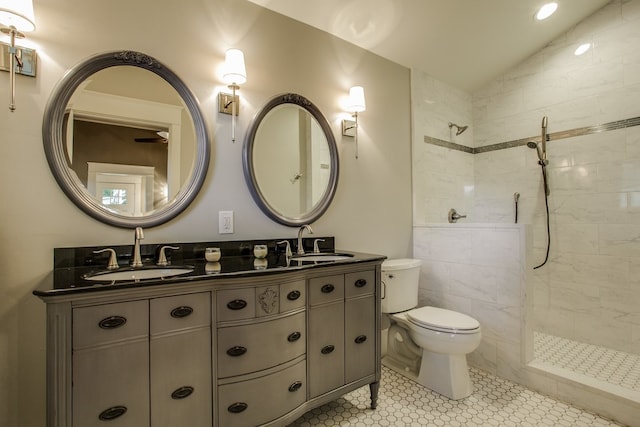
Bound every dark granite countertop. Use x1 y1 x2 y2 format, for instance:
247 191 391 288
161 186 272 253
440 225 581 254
33 237 385 297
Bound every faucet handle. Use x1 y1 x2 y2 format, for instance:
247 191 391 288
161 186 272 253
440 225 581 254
276 240 292 258
157 246 180 266
93 248 119 270
313 239 325 253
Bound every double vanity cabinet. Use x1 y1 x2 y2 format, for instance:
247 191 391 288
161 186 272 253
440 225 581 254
36 250 383 427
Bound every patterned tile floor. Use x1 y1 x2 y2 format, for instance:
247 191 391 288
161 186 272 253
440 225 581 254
534 332 640 392
289 366 622 426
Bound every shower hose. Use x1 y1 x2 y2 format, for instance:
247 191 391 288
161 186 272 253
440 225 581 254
534 162 550 270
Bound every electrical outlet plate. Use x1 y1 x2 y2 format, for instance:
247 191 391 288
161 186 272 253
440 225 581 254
219 211 234 234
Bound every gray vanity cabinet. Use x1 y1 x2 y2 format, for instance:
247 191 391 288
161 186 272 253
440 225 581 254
40 258 382 427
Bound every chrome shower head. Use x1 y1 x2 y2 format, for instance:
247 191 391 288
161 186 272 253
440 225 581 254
448 122 468 136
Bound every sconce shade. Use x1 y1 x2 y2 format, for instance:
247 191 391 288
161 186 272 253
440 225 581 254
0 0 35 32
347 86 366 113
222 48 246 86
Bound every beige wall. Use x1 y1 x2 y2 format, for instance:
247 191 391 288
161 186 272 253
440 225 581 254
0 0 412 424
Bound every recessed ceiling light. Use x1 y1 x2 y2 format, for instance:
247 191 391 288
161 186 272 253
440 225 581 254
574 43 591 56
536 2 558 20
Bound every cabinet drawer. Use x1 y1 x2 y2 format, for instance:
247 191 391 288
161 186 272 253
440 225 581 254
218 359 306 427
309 274 344 306
73 300 148 349
217 288 255 321
150 292 210 335
73 340 149 426
217 312 306 378
345 270 376 298
280 280 305 313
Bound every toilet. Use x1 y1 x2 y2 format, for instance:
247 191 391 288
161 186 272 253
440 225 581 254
381 258 481 400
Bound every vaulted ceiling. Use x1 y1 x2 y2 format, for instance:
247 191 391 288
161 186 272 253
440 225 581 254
247 0 610 92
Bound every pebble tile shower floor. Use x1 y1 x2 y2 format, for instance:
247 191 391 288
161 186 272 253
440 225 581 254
289 366 622 426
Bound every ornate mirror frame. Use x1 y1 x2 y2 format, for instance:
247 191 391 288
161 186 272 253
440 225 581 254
243 93 339 227
42 51 210 228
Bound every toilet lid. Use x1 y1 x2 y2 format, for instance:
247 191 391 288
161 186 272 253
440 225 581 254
407 306 480 332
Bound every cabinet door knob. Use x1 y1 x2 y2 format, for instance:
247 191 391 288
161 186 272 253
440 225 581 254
354 278 367 288
170 306 193 318
227 299 247 310
320 284 334 293
355 335 367 344
228 402 248 413
321 344 335 354
227 346 247 357
288 381 303 392
98 315 127 329
98 405 127 420
287 290 301 300
171 386 194 400
287 331 302 342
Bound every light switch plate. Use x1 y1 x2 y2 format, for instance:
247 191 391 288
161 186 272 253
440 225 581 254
219 211 234 234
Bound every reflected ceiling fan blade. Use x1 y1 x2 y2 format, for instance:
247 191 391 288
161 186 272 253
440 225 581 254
134 137 167 143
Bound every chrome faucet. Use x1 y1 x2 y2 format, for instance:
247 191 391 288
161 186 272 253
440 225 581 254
131 227 144 267
297 224 313 255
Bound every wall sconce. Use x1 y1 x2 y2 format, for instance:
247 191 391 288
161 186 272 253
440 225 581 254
342 86 366 159
218 48 247 142
0 0 36 112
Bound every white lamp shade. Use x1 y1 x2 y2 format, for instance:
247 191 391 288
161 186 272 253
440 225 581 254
0 0 35 32
348 86 366 113
223 48 247 86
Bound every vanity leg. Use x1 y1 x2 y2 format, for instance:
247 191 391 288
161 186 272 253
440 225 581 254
369 381 380 409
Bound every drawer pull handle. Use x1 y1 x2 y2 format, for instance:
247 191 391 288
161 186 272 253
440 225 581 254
355 335 367 344
321 344 335 354
98 405 127 421
287 290 301 300
227 299 247 310
287 331 301 342
170 306 193 318
98 316 126 329
227 346 247 357
228 402 248 413
171 386 194 400
288 381 303 392
320 284 334 293
355 278 367 288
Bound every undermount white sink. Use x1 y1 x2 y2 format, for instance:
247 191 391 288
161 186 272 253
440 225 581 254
290 253 354 262
84 267 194 282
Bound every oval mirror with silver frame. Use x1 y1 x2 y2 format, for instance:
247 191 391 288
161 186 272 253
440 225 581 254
42 51 210 228
243 93 339 227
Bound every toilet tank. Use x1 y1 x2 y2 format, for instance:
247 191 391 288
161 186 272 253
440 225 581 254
381 258 422 313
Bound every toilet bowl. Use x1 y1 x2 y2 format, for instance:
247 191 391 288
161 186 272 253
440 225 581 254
381 259 482 400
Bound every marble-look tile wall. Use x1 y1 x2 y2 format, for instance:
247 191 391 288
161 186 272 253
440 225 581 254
472 0 640 355
411 72 474 224
413 224 529 379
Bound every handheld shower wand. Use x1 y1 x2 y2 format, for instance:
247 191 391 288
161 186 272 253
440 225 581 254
541 115 548 162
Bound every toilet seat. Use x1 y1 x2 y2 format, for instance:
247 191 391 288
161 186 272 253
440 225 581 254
407 306 480 334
